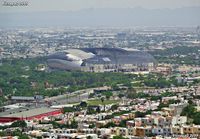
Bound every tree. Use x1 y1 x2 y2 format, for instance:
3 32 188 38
181 105 196 118
181 104 200 125
80 101 87 107
0 56 141 105
0 131 6 136
118 93 124 98
188 99 194 105
70 119 78 129
63 107 75 113
11 120 27 128
101 97 105 103
193 112 200 125
12 129 22 136
18 134 29 139
119 120 126 127
100 97 106 111
103 122 116 128
87 136 92 139
135 111 147 118
111 104 119 111
112 84 119 90
113 136 128 139
89 123 95 128
102 91 113 100
96 106 101 113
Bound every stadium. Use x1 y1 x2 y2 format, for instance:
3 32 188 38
47 48 156 72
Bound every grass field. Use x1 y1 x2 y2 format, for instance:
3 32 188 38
87 99 120 106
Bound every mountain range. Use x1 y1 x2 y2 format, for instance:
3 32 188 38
0 7 200 27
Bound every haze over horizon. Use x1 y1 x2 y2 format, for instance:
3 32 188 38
0 0 200 27
1 0 200 13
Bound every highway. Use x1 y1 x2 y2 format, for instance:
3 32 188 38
44 87 96 105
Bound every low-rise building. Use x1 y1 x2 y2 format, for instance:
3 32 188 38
182 125 194 134
135 126 152 137
172 126 183 135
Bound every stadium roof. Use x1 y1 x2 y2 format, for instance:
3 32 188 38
47 48 156 70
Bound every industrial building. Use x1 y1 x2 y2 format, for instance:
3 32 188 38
10 96 43 103
0 107 62 123
47 48 156 72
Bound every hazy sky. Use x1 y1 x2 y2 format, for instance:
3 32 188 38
0 0 200 13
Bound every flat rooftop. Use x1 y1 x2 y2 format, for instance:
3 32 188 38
0 106 28 117
0 107 60 118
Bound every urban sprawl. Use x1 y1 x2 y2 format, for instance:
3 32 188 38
0 27 200 139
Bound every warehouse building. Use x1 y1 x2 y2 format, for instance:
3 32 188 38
0 107 62 123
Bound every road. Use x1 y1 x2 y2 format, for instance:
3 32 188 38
44 88 95 105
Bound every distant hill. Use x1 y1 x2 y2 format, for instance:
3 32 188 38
0 7 200 27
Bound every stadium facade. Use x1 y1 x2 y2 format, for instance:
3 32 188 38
47 48 156 72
